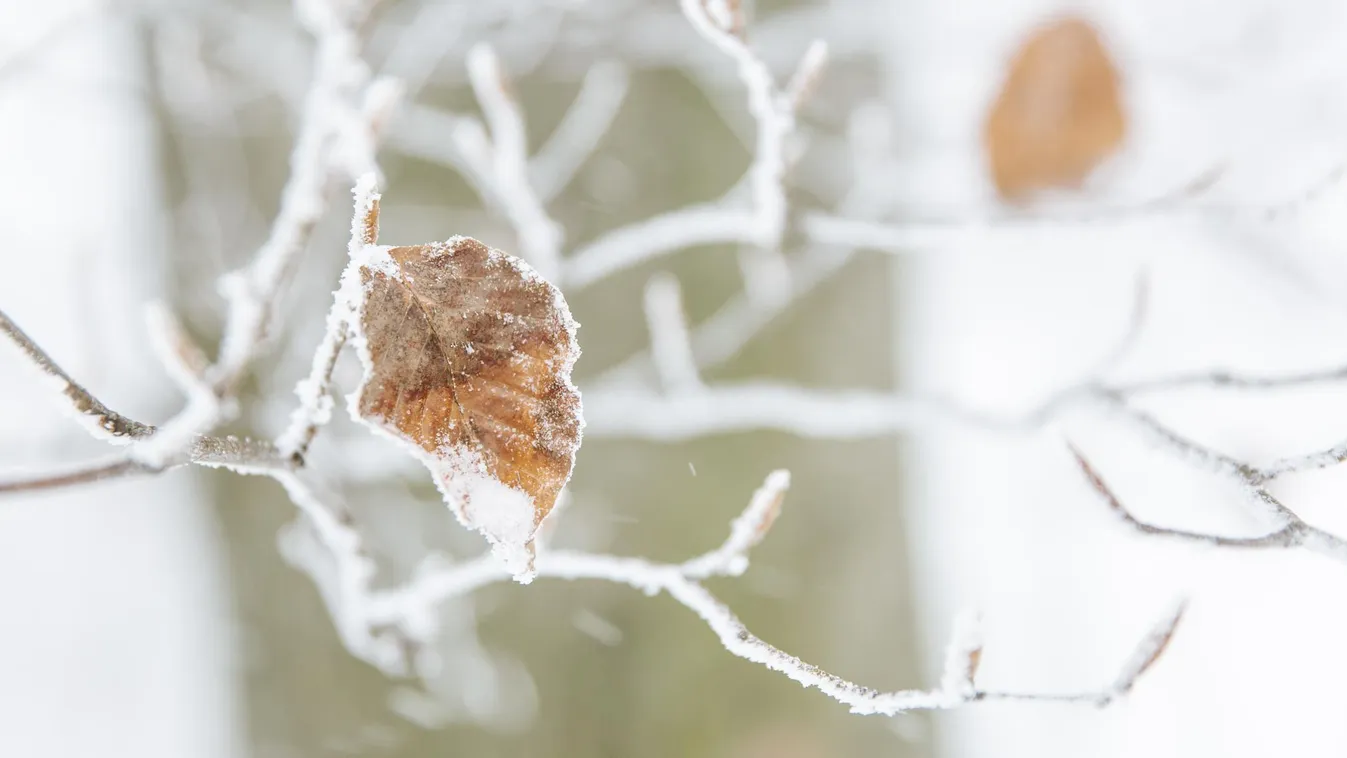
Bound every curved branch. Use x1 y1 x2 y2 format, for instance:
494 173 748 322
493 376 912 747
0 307 154 442
0 458 150 494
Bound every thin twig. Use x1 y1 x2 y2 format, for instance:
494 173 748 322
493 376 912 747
269 468 404 673
0 458 149 494
678 0 815 251
132 0 395 469
0 432 289 496
565 206 759 289
562 6 824 290
642 273 703 394
0 307 153 442
1114 365 1347 396
581 382 1065 440
206 0 389 406
593 104 897 390
464 44 563 281
679 469 788 578
365 554 1184 715
979 599 1186 707
277 177 382 460
529 59 630 203
358 470 1181 715
1077 396 1347 566
1070 445 1303 550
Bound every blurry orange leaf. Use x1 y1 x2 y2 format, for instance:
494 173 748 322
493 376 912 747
984 16 1125 201
352 238 583 578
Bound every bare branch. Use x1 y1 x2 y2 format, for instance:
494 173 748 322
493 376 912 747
562 7 821 294
0 432 287 496
210 0 391 397
593 105 896 389
1108 600 1187 699
1073 397 1347 567
388 104 492 190
355 471 1179 716
678 0 813 251
589 243 854 389
1069 444 1301 549
391 48 564 280
976 602 1186 707
0 457 150 494
529 60 630 202
561 6 825 291
1114 365 1347 396
188 434 291 472
642 273 703 394
681 469 790 578
0 299 287 494
1260 440 1347 481
464 44 564 280
269 468 405 674
144 301 211 391
136 0 396 470
368 550 1181 716
0 307 153 442
565 206 758 289
561 195 1347 298
278 176 380 460
581 382 1049 440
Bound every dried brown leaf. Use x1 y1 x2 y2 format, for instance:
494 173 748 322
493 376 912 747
984 16 1125 201
352 237 582 578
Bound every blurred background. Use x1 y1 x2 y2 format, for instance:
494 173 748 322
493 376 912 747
6 0 1347 756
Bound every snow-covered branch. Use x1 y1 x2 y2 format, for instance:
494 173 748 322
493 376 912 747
0 457 148 494
564 206 759 289
1082 396 1347 566
588 348 1347 573
211 0 390 394
276 176 382 461
352 468 1183 715
562 5 824 289
529 59 630 202
642 273 704 394
974 600 1186 708
592 103 899 389
678 0 820 252
462 44 564 280
98 0 398 475
0 305 289 489
391 46 564 280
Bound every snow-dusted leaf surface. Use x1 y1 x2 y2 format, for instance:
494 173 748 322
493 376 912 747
349 237 582 580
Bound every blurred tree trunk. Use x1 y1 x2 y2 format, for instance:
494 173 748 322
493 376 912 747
0 6 241 757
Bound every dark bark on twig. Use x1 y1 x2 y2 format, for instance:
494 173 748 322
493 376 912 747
0 307 155 440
